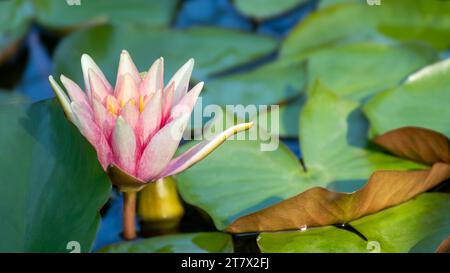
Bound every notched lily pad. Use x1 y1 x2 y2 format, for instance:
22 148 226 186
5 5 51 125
176 82 420 230
364 58 450 138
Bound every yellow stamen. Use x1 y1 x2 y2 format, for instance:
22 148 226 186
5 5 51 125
106 96 119 116
121 98 136 108
139 96 146 113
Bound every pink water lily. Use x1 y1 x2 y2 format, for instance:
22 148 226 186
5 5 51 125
49 50 252 191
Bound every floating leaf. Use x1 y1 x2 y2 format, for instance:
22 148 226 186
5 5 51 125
233 0 307 20
99 232 233 253
0 0 32 63
254 96 304 138
364 58 450 138
258 193 450 253
226 162 450 232
0 100 110 252
374 127 450 165
306 42 437 101
54 25 278 84
203 59 306 106
34 0 177 29
282 0 450 57
176 82 419 230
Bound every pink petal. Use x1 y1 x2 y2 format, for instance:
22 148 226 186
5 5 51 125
71 101 113 170
81 54 112 97
111 117 138 176
115 73 139 107
157 122 253 178
70 101 100 147
121 100 140 129
137 114 190 181
89 68 111 104
171 81 204 120
49 76 75 123
167 58 194 106
92 98 115 139
60 75 88 105
96 134 113 170
138 89 162 146
115 50 141 88
161 82 174 126
140 57 164 98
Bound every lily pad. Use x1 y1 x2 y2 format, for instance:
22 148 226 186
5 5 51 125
0 100 110 252
203 59 306 106
306 42 437 101
99 232 233 253
364 58 450 138
227 126 450 233
53 25 278 85
175 82 419 230
282 0 450 57
254 96 304 138
34 0 178 29
0 0 33 63
258 193 450 253
233 0 307 20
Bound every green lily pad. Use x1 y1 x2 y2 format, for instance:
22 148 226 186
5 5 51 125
54 25 278 85
306 42 437 101
176 81 420 230
258 193 450 253
34 0 177 29
99 232 233 253
318 0 357 9
0 0 33 63
0 100 110 252
203 59 306 106
282 0 450 57
233 0 307 20
364 58 450 138
254 96 304 138
0 91 29 104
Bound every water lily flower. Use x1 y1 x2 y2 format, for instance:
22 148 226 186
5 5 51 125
49 50 252 192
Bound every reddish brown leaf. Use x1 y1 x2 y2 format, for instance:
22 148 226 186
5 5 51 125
226 162 450 233
374 127 450 165
436 236 450 253
226 127 450 233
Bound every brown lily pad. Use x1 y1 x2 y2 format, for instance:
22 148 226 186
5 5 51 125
226 127 450 233
374 126 450 165
436 236 450 253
